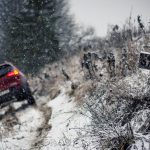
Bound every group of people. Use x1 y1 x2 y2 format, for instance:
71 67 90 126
81 52 116 79
81 52 98 79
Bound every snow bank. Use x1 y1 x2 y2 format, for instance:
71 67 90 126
130 109 150 150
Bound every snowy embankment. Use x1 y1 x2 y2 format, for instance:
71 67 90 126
119 70 150 149
114 69 150 149
40 83 91 150
131 109 150 150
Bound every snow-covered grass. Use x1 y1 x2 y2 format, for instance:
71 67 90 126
131 133 150 150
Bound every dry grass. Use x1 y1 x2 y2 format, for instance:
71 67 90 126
29 52 101 107
66 80 97 105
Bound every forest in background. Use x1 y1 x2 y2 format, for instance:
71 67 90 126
0 0 149 74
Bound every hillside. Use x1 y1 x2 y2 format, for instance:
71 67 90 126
0 34 150 150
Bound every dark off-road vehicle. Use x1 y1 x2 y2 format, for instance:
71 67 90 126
0 63 35 105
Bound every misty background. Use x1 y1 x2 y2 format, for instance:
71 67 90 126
0 0 149 74
70 0 150 36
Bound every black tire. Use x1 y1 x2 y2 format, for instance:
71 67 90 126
27 94 36 105
22 85 36 105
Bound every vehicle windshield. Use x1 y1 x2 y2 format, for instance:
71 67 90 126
0 64 13 77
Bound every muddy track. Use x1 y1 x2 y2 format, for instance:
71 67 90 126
0 99 52 150
31 104 52 150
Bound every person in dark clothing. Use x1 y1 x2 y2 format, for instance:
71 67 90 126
107 53 115 77
81 53 95 79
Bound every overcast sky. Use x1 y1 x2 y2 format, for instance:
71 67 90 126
69 0 150 37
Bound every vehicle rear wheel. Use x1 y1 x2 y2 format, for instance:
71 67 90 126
19 86 36 105
26 94 36 105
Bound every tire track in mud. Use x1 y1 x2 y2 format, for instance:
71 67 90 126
0 100 52 150
31 103 52 150
0 104 25 136
0 103 32 150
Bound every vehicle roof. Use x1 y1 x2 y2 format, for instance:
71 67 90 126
0 63 14 67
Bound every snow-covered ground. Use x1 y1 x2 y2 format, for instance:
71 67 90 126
0 81 91 150
40 84 91 150
0 102 44 150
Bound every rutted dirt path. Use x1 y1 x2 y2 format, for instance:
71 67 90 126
31 104 52 149
0 98 52 150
